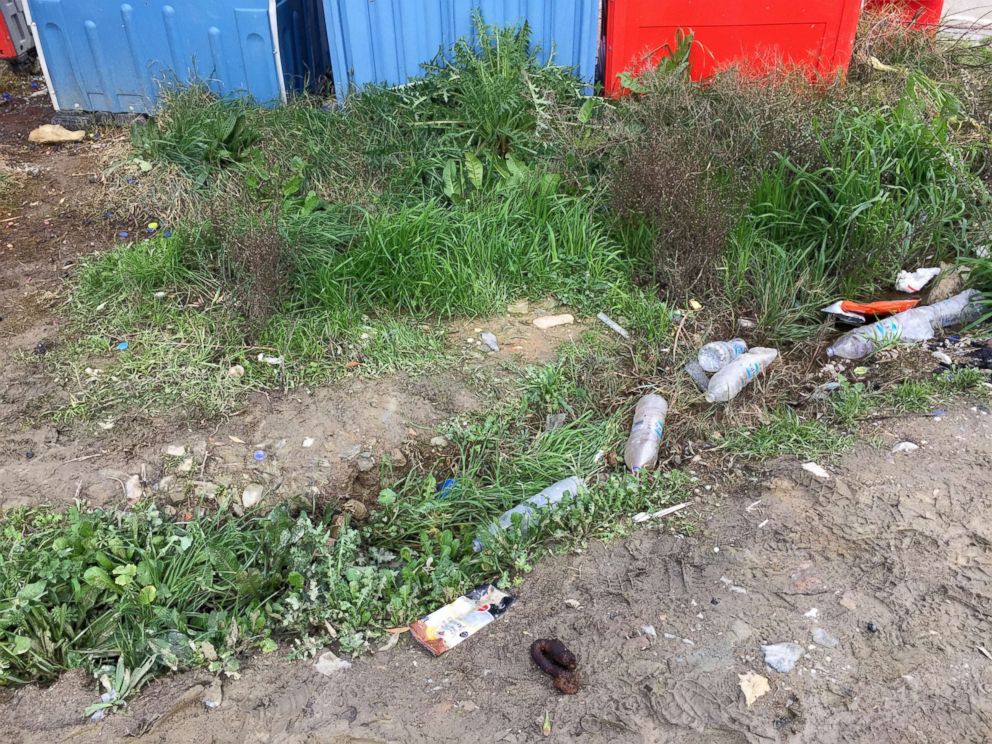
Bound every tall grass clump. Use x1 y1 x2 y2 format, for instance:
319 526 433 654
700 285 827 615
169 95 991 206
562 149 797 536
725 72 990 340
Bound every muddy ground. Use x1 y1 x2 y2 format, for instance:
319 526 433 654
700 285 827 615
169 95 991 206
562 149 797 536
3 73 992 744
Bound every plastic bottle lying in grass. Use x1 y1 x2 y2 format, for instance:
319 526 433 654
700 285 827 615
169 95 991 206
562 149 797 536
827 289 981 360
697 338 748 373
705 347 778 403
624 394 669 473
473 476 586 551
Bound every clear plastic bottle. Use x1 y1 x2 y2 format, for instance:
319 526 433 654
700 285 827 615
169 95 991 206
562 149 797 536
827 290 980 360
624 394 669 473
685 360 710 392
697 338 749 373
705 347 778 403
473 476 586 551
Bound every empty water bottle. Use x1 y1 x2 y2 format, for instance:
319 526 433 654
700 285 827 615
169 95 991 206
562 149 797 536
624 394 669 473
827 289 980 360
697 338 748 373
473 476 586 551
685 360 710 392
705 347 778 403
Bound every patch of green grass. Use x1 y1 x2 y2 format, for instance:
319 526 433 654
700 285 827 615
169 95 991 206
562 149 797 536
830 379 875 429
721 408 854 460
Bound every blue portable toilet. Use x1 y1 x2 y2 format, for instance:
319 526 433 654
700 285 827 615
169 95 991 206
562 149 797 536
322 0 602 102
24 0 331 116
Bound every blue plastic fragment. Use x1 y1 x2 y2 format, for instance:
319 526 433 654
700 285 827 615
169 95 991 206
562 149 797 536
163 230 173 238
117 231 129 238
116 341 129 351
436 478 458 499
932 409 947 417
253 450 266 462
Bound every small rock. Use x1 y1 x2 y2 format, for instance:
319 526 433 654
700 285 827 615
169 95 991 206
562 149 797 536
804 608 819 619
202 678 223 709
192 481 219 499
688 299 703 312
507 300 529 315
201 641 218 661
342 499 369 521
177 457 194 473
314 650 352 676
639 625 657 639
356 454 376 472
459 701 480 713
480 332 499 352
29 124 86 144
533 314 574 330
545 413 567 432
302 437 315 448
932 351 953 366
227 365 245 379
155 475 178 494
801 462 830 480
125 474 143 504
430 436 449 448
242 484 264 509
762 642 804 673
389 448 407 468
892 441 919 454
165 445 187 458
812 628 839 649
738 318 757 331
564 599 580 608
867 622 879 634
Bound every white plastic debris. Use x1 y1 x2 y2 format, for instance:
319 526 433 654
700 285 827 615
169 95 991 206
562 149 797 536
895 267 941 293
533 314 574 330
762 642 804 673
892 441 920 453
314 650 352 676
801 462 830 480
480 332 500 352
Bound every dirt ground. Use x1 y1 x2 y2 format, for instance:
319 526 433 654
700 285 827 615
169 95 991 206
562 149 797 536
4 70 992 744
3 405 990 743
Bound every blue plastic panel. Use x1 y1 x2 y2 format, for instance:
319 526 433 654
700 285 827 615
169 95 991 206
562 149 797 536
323 0 601 102
26 0 290 114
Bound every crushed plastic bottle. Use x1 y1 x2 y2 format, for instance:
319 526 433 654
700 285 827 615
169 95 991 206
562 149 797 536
705 347 778 403
473 476 586 551
624 394 669 472
827 289 981 360
685 360 710 392
697 338 749 373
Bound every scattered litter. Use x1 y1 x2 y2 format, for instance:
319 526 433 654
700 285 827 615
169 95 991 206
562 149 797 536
117 231 129 239
115 341 129 351
684 360 710 392
378 633 400 653
698 338 748 373
314 650 352 676
410 584 516 656
892 441 919 453
242 484 264 509
624 394 668 472
542 711 553 737
821 299 919 326
729 585 747 594
596 312 630 340
688 299 703 311
154 291 167 299
762 642 804 673
932 351 953 365
475 477 585 550
632 501 690 524
227 365 245 379
430 436 449 448
545 413 567 432
738 318 757 331
896 267 941 293
564 599 581 609
706 348 778 403
746 499 762 512
25 450 33 460
253 450 267 461
228 435 245 444
29 124 86 144
639 625 657 639
801 462 830 480
867 622 879 634
88 690 118 722
827 290 980 359
302 437 315 448
533 314 574 330
812 628 839 649
977 646 992 662
480 332 499 352
165 445 186 458
757 519 769 528
148 222 159 231
33 340 49 355
256 354 283 366
202 679 223 709
738 671 770 707
804 608 819 619
435 478 458 499
530 638 580 694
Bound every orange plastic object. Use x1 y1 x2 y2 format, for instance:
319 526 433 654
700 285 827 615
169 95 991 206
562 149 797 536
840 299 920 315
0 11 15 60
864 0 944 29
604 0 863 96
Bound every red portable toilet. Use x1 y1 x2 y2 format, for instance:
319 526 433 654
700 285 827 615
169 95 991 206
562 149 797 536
863 0 944 28
0 0 33 62
604 0 863 96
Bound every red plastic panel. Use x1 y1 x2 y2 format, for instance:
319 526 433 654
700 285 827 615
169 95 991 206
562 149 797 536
604 0 862 95
0 12 15 59
864 0 944 28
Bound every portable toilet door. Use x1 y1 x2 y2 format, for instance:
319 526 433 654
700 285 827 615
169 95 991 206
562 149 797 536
24 0 331 116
